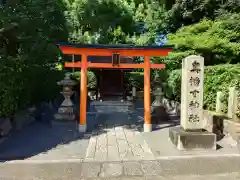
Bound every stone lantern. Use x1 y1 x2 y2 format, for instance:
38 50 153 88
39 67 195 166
152 73 164 105
54 73 77 121
151 74 170 125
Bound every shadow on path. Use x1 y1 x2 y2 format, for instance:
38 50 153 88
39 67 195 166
0 98 136 162
89 99 179 133
0 98 179 162
89 100 145 133
0 121 87 161
0 94 90 162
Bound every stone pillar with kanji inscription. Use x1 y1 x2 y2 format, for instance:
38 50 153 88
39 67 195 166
181 56 204 130
169 55 216 151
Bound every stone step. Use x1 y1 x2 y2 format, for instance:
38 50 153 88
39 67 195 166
1 156 240 179
91 100 132 106
90 101 132 113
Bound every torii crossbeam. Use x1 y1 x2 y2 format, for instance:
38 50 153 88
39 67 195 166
57 42 173 132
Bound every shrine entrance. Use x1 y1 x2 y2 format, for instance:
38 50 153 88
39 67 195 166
99 69 124 99
57 43 173 132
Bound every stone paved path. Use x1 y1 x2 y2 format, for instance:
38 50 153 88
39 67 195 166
85 125 154 162
84 100 155 162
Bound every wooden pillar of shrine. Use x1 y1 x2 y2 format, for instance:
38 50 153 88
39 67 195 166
79 54 88 132
144 56 151 132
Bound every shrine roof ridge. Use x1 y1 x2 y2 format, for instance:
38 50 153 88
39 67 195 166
56 42 175 50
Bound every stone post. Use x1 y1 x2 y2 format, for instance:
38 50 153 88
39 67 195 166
132 86 136 101
169 55 216 150
228 87 238 121
151 84 170 126
216 91 224 113
130 86 136 111
54 73 77 122
180 55 205 130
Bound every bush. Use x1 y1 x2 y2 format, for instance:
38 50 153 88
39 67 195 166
124 72 144 90
0 0 68 117
167 63 240 117
0 56 64 117
71 70 97 89
125 71 167 92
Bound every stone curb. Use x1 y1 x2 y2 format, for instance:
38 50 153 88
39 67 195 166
224 119 240 144
1 156 240 179
204 110 240 144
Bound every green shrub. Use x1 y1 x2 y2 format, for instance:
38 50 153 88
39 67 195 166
71 70 97 89
124 72 144 90
167 63 240 117
0 56 64 117
125 71 167 91
0 0 68 117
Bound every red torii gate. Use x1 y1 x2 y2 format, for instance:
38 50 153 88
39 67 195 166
57 42 173 132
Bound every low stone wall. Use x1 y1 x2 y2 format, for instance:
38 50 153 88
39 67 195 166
202 87 240 143
204 110 225 141
0 117 12 137
224 119 240 143
0 107 37 138
203 110 240 143
136 90 239 142
0 108 37 144
0 99 59 144
12 107 36 130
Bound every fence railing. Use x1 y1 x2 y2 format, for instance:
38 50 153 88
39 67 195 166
213 87 239 121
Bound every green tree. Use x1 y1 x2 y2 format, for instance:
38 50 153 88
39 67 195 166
156 13 240 72
165 0 240 33
68 0 135 44
0 0 68 116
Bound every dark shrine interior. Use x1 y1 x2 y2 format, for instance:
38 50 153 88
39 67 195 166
72 55 136 100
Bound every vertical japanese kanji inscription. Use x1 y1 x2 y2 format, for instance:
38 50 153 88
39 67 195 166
180 55 204 130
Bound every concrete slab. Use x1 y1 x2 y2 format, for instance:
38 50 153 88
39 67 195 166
1 158 240 179
169 126 216 150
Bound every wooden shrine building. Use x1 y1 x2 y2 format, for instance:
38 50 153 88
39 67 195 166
88 56 135 99
57 42 173 132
